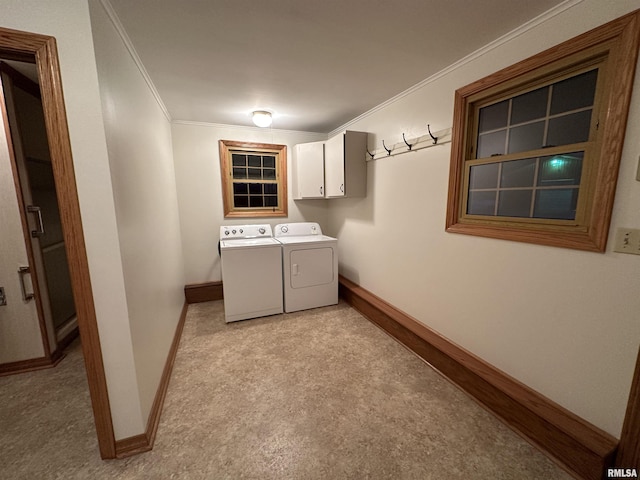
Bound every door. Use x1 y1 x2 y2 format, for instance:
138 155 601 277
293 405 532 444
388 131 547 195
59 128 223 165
289 247 335 288
0 61 74 366
295 141 325 198
0 103 46 364
324 133 345 197
1 63 76 345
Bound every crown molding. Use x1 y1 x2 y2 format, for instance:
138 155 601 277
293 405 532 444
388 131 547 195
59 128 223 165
328 0 584 138
171 119 327 138
97 0 171 122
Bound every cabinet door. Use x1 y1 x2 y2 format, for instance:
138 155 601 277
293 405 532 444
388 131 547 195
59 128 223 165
324 133 345 197
296 142 325 198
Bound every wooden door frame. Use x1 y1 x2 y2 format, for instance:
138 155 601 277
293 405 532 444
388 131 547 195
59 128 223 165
0 27 116 458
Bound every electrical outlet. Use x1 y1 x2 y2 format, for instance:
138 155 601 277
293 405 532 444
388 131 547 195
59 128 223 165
613 228 640 255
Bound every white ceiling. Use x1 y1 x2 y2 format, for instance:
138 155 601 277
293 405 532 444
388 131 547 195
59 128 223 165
106 0 567 133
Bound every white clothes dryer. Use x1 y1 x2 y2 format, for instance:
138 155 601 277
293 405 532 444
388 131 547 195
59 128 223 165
275 222 338 313
219 224 283 322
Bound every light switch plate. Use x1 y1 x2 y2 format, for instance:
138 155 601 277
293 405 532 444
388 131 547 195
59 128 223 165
613 227 640 255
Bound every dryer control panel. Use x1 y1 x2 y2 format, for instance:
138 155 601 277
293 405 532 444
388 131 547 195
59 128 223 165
275 222 322 237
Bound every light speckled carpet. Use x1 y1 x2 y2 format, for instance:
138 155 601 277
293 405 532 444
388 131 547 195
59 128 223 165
0 300 573 479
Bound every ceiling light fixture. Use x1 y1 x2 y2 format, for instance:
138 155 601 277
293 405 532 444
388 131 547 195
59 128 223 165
252 110 272 128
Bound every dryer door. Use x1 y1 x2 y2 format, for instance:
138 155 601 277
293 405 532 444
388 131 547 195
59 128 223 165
289 247 334 288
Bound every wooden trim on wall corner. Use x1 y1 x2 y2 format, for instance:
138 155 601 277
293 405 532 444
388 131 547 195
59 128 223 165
115 302 189 458
184 281 223 304
338 275 618 480
41 37 117 459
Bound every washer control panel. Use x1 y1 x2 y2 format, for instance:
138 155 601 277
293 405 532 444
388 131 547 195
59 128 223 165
220 224 273 240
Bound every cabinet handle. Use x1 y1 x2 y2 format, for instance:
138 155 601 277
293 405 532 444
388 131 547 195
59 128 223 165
340 183 344 193
320 186 323 195
27 205 45 237
18 266 35 302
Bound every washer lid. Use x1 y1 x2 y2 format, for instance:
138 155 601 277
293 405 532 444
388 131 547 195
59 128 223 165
220 237 281 249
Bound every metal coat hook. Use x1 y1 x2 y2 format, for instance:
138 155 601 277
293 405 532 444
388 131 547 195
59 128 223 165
382 140 392 156
366 148 375 160
427 124 438 144
402 133 413 151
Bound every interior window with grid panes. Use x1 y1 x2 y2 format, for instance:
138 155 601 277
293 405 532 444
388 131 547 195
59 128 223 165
219 139 287 218
468 69 597 220
447 13 640 252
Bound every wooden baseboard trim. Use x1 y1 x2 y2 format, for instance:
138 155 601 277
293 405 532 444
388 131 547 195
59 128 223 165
0 351 65 377
338 275 618 480
616 345 640 468
113 433 148 458
184 281 223 304
115 301 189 458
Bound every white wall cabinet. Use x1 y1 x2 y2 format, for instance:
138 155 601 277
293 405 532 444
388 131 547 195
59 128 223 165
293 141 325 199
294 130 367 200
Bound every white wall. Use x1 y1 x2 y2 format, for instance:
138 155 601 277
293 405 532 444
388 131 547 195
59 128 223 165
0 0 143 438
88 0 186 434
0 0 187 442
327 0 640 438
172 122 327 283
0 0 145 439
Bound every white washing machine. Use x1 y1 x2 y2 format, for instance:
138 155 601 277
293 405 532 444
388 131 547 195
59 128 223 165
219 224 283 322
275 222 338 313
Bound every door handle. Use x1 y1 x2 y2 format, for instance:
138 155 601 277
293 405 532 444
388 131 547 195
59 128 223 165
292 263 299 276
27 205 45 237
18 266 35 301
0 287 6 306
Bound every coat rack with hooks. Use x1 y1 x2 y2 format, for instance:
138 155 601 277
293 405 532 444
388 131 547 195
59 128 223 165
366 125 452 161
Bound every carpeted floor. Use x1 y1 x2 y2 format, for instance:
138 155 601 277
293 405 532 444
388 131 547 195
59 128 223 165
0 300 574 479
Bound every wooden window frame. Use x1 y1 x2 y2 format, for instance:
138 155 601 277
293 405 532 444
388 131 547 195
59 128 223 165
218 139 288 218
446 10 640 251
